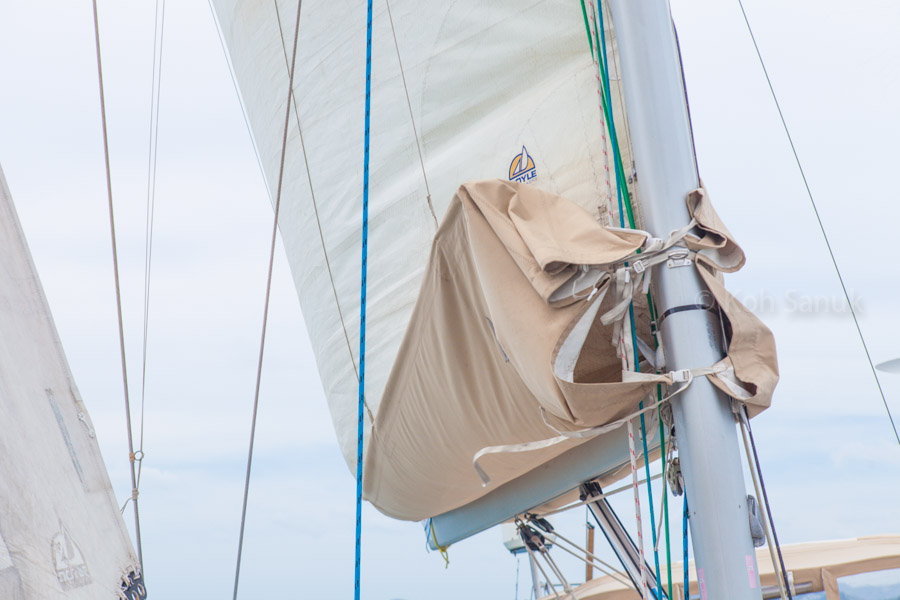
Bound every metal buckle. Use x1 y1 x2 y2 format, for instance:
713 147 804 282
666 250 692 268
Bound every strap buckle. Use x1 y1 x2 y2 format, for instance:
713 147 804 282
633 259 647 274
666 250 692 269
671 369 692 383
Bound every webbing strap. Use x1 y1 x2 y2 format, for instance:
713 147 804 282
472 366 716 485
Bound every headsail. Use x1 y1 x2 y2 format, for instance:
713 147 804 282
210 0 776 530
0 166 141 598
210 0 623 470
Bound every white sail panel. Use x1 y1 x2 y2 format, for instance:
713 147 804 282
211 0 620 471
0 167 141 598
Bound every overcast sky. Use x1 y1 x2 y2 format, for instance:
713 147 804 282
1 0 899 598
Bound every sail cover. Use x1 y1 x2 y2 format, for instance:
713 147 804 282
210 0 777 521
0 167 141 597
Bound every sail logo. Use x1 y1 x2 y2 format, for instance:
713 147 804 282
508 146 537 183
51 526 91 590
120 568 148 600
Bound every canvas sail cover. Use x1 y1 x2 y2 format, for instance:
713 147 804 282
210 0 777 521
365 180 777 519
0 167 141 598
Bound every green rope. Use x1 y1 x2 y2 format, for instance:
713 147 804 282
648 297 673 599
579 0 595 62
593 3 635 230
582 2 678 594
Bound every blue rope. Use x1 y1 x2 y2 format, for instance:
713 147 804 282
682 497 689 600
355 0 374 598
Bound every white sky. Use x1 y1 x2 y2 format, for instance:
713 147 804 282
1 0 899 598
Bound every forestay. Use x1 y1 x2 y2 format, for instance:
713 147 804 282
0 166 141 598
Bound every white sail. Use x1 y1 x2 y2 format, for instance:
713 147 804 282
210 0 776 523
0 166 141 598
211 0 621 465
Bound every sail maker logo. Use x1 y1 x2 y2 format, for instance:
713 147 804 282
51 525 91 589
508 146 537 183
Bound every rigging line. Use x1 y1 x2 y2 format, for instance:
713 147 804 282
528 521 633 587
356 0 375 596
270 2 372 422
737 0 900 447
231 2 304 599
536 473 663 518
601 0 634 175
741 406 793 600
205 0 273 200
739 412 789 600
384 0 437 229
91 0 144 571
137 0 167 490
515 552 520 600
626 420 650 600
682 497 688 600
523 543 561 600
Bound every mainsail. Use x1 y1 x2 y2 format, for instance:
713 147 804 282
0 166 141 598
210 0 776 528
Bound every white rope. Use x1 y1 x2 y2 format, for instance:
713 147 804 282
522 541 561 600
137 0 166 492
627 418 649 600
270 0 374 422
529 520 632 588
535 473 663 518
740 411 788 600
91 0 143 570
232 2 303 598
586 0 615 225
383 0 437 229
473 366 706 485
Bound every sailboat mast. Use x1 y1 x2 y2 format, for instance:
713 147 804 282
606 1 763 598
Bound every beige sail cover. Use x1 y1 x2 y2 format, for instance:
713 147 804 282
210 0 776 521
365 180 778 520
0 167 140 598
